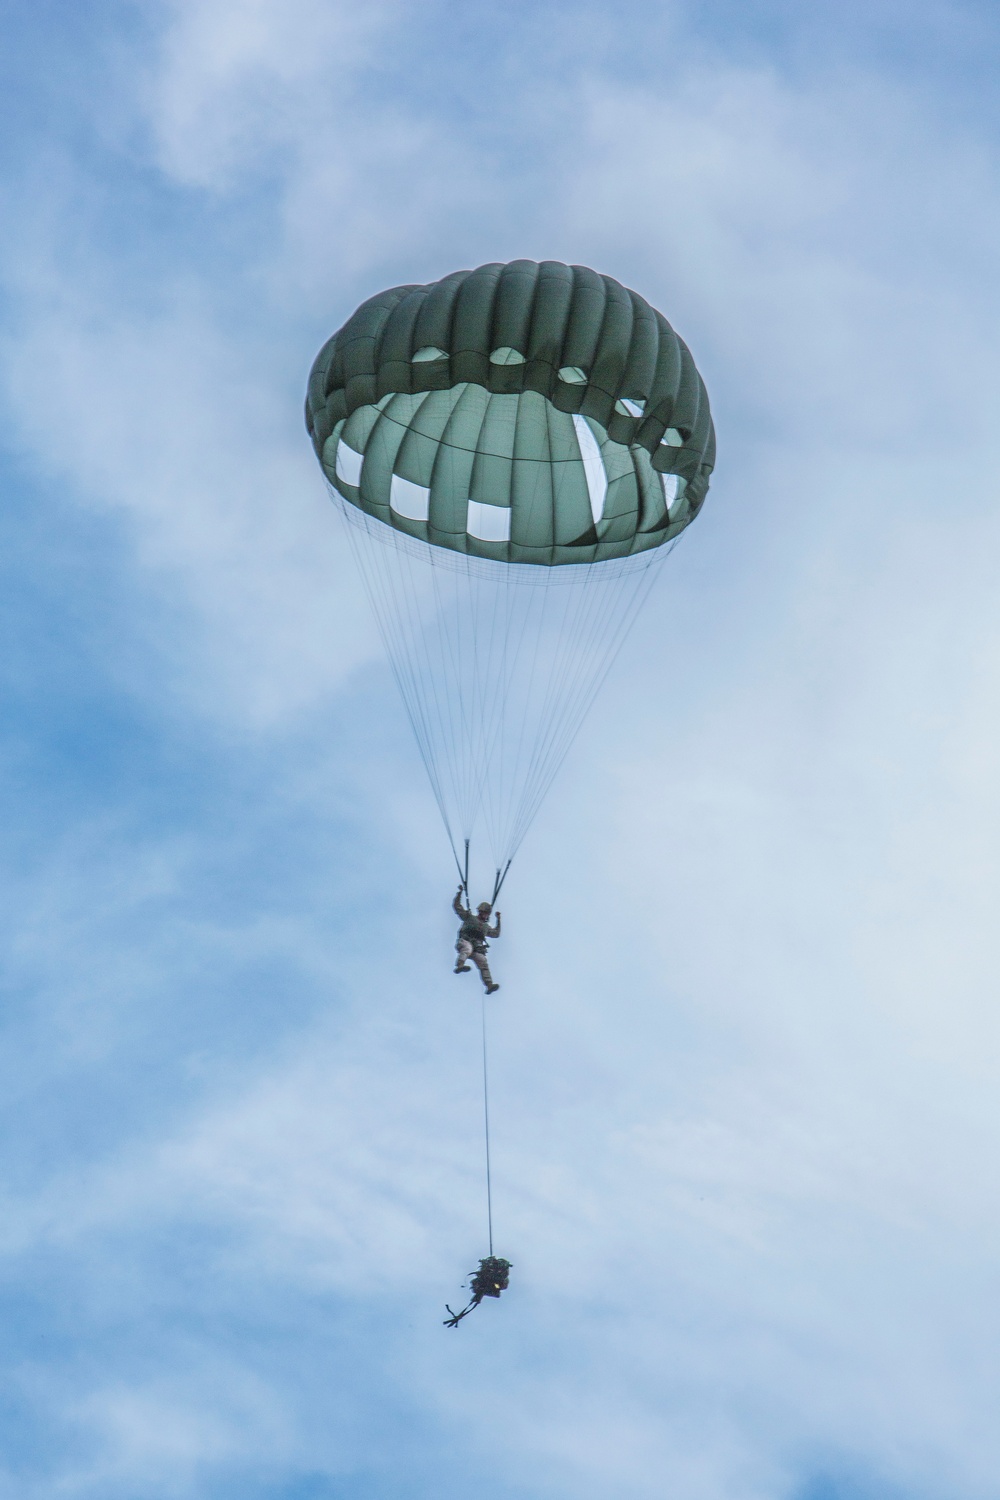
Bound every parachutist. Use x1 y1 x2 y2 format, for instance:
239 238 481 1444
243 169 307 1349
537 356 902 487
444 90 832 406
453 888 501 993
305 265 716 1341
444 1256 512 1327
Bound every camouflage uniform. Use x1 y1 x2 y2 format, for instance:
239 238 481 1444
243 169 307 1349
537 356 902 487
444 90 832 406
452 890 501 990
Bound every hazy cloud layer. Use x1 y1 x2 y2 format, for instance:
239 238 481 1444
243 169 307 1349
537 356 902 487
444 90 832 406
1 2 1000 1496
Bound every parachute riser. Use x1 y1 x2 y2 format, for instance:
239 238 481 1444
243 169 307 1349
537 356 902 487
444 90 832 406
454 841 507 908
451 837 472 905
491 859 512 906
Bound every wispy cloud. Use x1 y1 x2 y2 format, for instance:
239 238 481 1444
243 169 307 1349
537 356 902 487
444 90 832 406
1 1 1000 1496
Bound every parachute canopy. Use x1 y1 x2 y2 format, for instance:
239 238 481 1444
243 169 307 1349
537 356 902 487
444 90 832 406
306 261 715 567
306 263 714 879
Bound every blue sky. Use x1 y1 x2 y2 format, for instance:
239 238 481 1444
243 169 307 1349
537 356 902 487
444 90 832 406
2 1 1000 1496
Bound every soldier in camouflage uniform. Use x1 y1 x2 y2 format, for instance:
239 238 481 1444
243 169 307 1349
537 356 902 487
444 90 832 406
452 887 501 993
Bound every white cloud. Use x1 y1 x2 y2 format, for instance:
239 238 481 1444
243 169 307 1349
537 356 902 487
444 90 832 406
4 6 1000 1496
144 0 392 189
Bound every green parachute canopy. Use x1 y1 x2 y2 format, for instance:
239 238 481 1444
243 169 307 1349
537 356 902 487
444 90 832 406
306 263 715 882
306 260 714 567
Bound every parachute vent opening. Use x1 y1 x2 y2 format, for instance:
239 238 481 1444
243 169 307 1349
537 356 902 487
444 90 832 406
335 440 364 487
660 428 684 447
572 415 608 524
558 366 587 385
616 397 645 418
391 475 431 521
489 347 526 366
413 346 449 363
467 500 511 542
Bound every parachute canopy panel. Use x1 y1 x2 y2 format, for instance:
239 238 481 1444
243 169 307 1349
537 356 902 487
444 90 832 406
305 261 715 567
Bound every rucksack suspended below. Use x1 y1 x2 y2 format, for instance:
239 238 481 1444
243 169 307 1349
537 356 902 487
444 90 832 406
444 1256 512 1327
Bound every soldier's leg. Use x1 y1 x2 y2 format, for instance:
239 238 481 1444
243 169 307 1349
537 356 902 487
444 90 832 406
455 939 473 973
472 951 495 989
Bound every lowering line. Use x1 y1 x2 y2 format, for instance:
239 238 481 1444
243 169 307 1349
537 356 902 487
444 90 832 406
481 988 493 1256
444 990 508 1327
